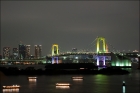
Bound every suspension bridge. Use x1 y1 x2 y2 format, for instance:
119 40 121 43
49 36 125 56
49 37 114 56
47 36 140 67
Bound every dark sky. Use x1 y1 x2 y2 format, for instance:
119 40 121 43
1 1 139 56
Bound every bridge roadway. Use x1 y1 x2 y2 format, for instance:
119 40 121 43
47 52 140 57
47 52 108 57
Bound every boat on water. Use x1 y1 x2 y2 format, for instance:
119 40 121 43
3 85 20 89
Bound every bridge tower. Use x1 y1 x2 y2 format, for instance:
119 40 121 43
106 44 108 53
52 44 59 56
96 37 107 53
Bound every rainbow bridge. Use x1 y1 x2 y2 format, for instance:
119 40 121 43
47 37 139 67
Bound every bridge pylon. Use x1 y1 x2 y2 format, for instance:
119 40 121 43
96 37 107 53
52 44 59 56
106 44 108 53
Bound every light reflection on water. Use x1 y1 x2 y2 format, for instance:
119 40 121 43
123 86 126 93
29 78 37 84
3 89 19 93
28 78 37 90
56 86 70 89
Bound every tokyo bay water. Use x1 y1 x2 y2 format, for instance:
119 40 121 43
0 64 140 93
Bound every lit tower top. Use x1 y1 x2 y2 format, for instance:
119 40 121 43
96 37 106 53
52 44 59 56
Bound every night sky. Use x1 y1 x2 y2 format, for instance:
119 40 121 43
1 1 139 56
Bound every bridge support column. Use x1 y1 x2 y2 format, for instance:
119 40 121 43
103 56 105 66
52 57 58 64
97 56 99 66
96 56 106 66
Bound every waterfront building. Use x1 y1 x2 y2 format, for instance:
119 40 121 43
13 48 18 59
109 53 132 67
35 45 42 59
3 47 10 59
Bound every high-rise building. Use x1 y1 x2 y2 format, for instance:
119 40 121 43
19 44 26 59
25 45 31 59
35 45 42 59
13 48 18 59
3 47 10 59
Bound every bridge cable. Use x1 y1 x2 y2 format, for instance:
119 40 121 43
85 37 98 52
105 39 117 53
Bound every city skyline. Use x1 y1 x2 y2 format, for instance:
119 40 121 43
1 1 139 55
1 41 139 56
2 44 42 57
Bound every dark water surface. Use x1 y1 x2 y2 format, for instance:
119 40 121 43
0 64 140 93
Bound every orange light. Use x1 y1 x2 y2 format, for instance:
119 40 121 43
3 85 20 89
56 86 70 89
28 77 37 79
56 83 70 86
29 79 36 82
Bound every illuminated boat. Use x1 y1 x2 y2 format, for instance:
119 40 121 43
55 83 70 89
3 85 20 89
28 77 37 79
28 77 37 82
56 83 70 86
72 76 83 80
56 85 70 89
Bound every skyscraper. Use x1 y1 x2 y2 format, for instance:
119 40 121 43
25 45 31 59
3 47 10 59
35 45 42 59
19 44 26 59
